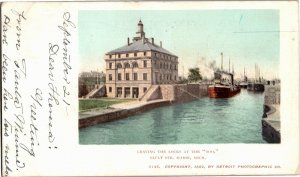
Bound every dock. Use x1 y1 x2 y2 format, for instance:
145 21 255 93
262 84 280 143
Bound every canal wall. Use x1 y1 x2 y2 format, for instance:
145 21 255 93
80 83 209 128
262 84 280 143
160 84 208 103
79 100 172 128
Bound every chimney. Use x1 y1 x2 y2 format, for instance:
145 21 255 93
127 37 130 45
160 41 162 47
142 37 145 44
151 38 154 44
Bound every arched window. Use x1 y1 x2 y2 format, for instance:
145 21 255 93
132 62 138 68
116 63 122 69
124 63 130 68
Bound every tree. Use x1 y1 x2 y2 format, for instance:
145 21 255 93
188 67 202 82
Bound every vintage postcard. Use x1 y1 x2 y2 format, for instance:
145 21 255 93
1 1 299 176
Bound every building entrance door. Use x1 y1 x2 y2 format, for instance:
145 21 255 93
116 87 122 97
124 87 130 98
132 87 139 98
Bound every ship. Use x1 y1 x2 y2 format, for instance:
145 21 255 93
247 83 264 92
238 67 248 89
208 73 241 98
208 53 241 98
247 64 265 92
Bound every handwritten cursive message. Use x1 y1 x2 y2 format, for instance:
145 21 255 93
58 12 76 114
2 8 76 176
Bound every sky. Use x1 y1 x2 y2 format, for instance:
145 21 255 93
79 10 279 80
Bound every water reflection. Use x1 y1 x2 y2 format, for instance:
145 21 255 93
212 98 230 107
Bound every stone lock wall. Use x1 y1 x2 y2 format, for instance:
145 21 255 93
262 84 281 143
160 84 208 103
264 85 280 105
160 85 175 101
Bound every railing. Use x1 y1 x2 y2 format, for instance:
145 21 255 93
138 85 154 101
85 85 104 98
176 86 203 100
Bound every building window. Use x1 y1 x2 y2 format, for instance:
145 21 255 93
132 62 138 68
144 52 147 56
109 87 112 92
109 74 112 81
109 63 112 69
143 60 147 68
118 54 121 58
175 65 177 70
116 63 122 69
175 76 177 81
134 53 137 57
126 53 129 57
133 73 138 80
126 73 130 80
160 63 162 69
109 55 112 59
124 63 130 68
118 73 122 80
143 73 147 80
143 87 147 93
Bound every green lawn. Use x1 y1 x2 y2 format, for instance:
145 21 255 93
79 98 134 111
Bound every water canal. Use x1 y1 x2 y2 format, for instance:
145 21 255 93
79 89 266 144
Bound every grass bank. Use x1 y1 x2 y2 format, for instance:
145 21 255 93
79 98 134 111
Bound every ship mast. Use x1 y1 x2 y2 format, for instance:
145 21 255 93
221 52 223 71
229 58 231 73
255 63 257 82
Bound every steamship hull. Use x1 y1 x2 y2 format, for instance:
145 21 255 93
208 85 241 98
247 83 265 92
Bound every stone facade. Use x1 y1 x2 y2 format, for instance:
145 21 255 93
104 20 178 98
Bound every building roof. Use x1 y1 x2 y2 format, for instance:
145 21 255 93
106 39 177 57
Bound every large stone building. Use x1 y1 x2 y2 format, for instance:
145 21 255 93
104 20 178 98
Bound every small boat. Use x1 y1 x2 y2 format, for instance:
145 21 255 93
239 82 248 89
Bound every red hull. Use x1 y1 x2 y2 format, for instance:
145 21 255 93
208 85 241 98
